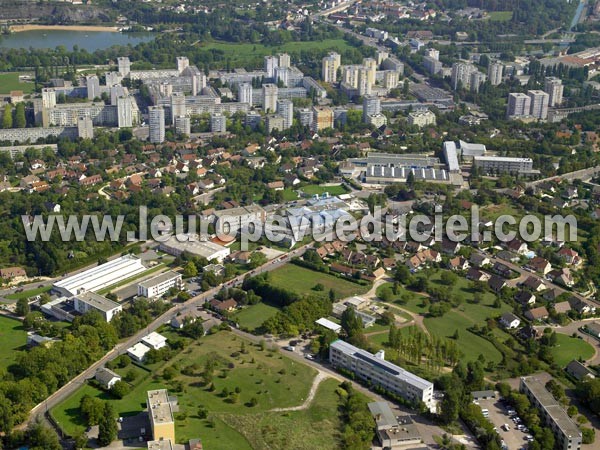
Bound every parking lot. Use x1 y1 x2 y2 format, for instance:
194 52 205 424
476 397 533 450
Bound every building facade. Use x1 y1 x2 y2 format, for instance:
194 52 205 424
137 271 183 299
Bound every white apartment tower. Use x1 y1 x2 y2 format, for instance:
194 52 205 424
528 89 549 120
117 96 133 128
86 75 100 100
77 116 94 139
41 88 56 109
176 56 189 74
488 62 503 86
170 93 186 125
117 57 131 77
262 83 278 113
363 95 381 123
238 83 253 104
276 99 294 129
174 116 191 135
507 92 531 118
363 57 377 87
278 53 291 68
544 77 564 107
148 106 165 144
322 52 341 83
210 113 227 133
264 56 279 79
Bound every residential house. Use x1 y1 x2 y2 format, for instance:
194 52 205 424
557 247 582 266
515 290 536 306
488 275 507 293
522 276 546 292
170 310 203 329
553 301 571 314
499 312 521 329
561 187 578 200
565 360 595 381
467 267 490 282
448 256 469 271
470 253 490 268
441 239 461 255
496 250 520 263
568 297 596 315
492 262 512 278
524 306 549 321
95 367 122 389
267 181 285 191
208 298 238 313
0 267 27 279
527 257 552 275
548 268 574 287
503 239 528 255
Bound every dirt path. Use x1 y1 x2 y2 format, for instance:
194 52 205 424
379 300 430 335
268 372 327 412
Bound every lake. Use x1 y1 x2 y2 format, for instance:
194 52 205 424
0 30 156 52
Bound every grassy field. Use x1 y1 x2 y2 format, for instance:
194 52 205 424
282 189 299 201
0 73 35 94
220 378 355 450
233 302 279 331
51 331 320 447
301 184 349 197
0 316 27 368
201 39 354 67
269 264 370 299
5 285 51 300
488 11 513 21
550 333 595 367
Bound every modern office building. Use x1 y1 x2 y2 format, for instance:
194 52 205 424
311 106 334 132
53 255 146 297
507 92 532 118
149 106 165 144
330 340 435 411
77 116 94 139
262 83 278 113
137 271 183 299
210 112 227 133
488 62 503 86
276 99 293 129
520 377 582 450
117 57 131 77
73 291 122 322
528 89 550 120
473 156 534 174
544 76 564 107
147 389 177 444
86 75 100 100
322 52 341 83
238 83 253 105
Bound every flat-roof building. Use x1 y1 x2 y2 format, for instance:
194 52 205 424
73 292 122 322
315 318 342 333
520 377 582 450
330 340 434 411
368 401 422 448
158 234 230 263
142 332 168 350
473 156 534 175
147 389 177 443
53 255 146 297
127 342 152 362
138 271 183 299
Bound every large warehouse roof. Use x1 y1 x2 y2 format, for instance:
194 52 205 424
53 255 146 297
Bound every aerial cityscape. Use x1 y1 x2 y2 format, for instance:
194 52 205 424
1 0 600 449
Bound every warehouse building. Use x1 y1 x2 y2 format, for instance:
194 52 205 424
329 340 435 411
53 255 146 297
159 234 230 262
137 271 183 299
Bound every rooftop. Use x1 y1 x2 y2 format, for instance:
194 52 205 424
75 291 121 312
147 389 175 426
368 401 397 429
138 270 182 289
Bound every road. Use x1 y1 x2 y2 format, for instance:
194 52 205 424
525 165 600 188
23 242 313 428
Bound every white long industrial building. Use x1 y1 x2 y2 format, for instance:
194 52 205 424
329 340 435 411
53 255 146 297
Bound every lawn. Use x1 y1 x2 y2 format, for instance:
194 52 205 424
5 285 51 300
201 39 354 68
550 333 595 367
51 331 319 448
233 302 279 331
301 184 349 197
0 316 27 368
282 189 299 201
0 72 35 94
269 264 370 299
488 11 513 21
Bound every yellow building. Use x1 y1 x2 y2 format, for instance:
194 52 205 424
147 389 176 443
311 106 334 132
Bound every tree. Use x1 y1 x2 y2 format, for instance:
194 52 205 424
80 395 105 426
2 104 12 129
183 261 198 278
110 380 130 399
394 264 411 283
197 406 208 419
582 427 595 444
97 402 118 447
440 271 458 286
73 431 88 450
15 103 26 128
439 389 460 424
26 419 61 450
16 298 30 316
341 307 363 338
